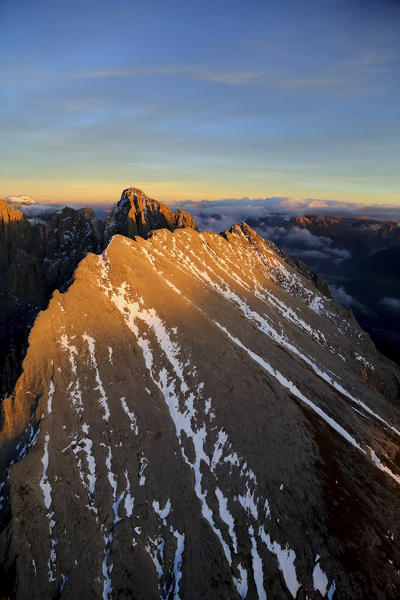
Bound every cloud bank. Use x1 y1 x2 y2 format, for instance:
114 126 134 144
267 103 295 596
171 197 399 267
172 196 400 232
5 195 37 206
4 195 61 218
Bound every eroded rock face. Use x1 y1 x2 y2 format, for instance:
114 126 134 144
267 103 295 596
232 222 332 298
0 225 399 599
0 200 47 397
44 207 101 290
0 201 101 397
243 214 400 362
103 187 196 243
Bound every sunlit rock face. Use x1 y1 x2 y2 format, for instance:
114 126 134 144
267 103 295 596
0 224 399 599
103 187 196 243
0 186 194 399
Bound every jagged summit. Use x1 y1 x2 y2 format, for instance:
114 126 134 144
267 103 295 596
231 222 332 297
0 198 25 223
120 186 151 202
103 186 196 243
1 224 399 598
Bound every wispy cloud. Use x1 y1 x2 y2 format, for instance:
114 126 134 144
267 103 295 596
71 60 395 93
381 297 400 310
1 0 399 204
329 284 370 313
74 65 273 86
256 226 351 264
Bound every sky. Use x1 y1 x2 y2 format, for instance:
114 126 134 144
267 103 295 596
0 0 399 205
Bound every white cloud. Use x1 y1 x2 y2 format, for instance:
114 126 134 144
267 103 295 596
75 65 273 86
328 284 369 313
254 225 351 263
5 194 60 217
6 195 37 205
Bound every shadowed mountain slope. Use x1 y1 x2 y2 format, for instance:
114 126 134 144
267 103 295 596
0 200 101 398
0 224 399 599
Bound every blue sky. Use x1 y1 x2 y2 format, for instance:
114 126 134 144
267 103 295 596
0 0 399 204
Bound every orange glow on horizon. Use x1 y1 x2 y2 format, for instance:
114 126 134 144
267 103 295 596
1 178 399 208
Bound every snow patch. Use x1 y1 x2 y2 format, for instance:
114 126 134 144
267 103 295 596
313 560 329 597
83 333 110 421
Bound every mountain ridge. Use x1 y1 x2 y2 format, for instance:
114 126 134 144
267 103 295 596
0 223 399 598
237 213 400 362
0 188 196 398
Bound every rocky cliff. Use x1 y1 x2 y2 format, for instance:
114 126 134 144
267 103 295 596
0 201 101 398
103 187 196 243
0 223 399 599
0 200 48 396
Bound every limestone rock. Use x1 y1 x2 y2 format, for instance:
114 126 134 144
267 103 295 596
103 187 196 243
1 225 399 599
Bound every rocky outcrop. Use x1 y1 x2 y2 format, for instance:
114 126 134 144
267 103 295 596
0 224 399 599
234 222 332 297
44 207 101 290
0 202 101 398
0 200 27 240
244 214 400 361
103 187 196 243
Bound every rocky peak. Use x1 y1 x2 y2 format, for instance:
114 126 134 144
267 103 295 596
119 186 150 205
230 222 332 297
0 199 36 263
229 221 263 244
50 206 99 243
103 186 196 243
171 208 196 230
0 198 25 224
0 225 399 598
0 200 47 398
0 199 33 252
